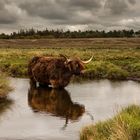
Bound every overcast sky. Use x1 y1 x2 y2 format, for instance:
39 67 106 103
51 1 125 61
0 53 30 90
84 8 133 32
0 0 140 34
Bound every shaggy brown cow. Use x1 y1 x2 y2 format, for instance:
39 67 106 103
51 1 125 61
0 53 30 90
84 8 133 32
28 85 85 127
28 55 93 88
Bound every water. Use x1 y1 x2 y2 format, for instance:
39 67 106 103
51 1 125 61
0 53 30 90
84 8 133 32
0 78 140 140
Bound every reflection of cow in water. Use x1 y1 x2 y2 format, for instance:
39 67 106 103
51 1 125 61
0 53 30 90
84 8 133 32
28 55 93 88
28 85 85 127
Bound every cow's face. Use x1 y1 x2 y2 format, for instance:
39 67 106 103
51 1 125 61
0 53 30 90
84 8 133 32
61 55 93 75
67 60 84 75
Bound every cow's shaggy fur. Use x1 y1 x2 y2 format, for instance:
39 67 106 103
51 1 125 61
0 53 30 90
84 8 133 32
28 56 85 88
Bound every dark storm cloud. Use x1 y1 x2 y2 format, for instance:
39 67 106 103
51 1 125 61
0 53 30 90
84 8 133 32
0 0 18 24
19 0 68 20
19 0 102 22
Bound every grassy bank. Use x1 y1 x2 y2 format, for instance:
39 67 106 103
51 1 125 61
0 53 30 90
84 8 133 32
0 47 140 80
0 72 12 99
80 105 140 140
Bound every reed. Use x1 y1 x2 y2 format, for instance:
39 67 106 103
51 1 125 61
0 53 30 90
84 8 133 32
0 72 12 99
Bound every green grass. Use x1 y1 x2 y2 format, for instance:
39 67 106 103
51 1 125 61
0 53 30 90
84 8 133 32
0 47 139 80
0 72 12 98
80 105 140 140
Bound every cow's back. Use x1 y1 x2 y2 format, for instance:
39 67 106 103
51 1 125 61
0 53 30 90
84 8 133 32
28 56 67 86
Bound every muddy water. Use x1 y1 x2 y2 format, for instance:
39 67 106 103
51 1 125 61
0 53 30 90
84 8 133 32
0 78 140 140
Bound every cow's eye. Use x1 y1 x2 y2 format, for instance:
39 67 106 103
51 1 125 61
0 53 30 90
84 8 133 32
76 64 79 68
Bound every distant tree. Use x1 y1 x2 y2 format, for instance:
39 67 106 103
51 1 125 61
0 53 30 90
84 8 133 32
0 33 9 39
0 28 139 39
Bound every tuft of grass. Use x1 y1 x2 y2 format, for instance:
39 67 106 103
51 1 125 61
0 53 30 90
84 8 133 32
0 98 13 115
0 72 12 98
83 61 128 80
80 105 140 140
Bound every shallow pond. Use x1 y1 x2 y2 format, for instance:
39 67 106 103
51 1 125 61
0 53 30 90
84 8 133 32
0 78 140 140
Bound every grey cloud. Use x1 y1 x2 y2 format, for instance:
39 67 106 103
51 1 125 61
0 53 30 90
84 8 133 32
19 0 70 20
0 12 17 24
0 0 140 33
19 0 101 22
104 0 137 16
0 0 18 24
68 0 101 9
105 0 129 15
128 0 136 5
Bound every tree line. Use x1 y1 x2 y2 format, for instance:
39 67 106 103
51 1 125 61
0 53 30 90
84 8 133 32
0 28 140 39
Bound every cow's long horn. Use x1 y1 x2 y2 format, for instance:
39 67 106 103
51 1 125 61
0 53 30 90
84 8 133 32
81 56 93 64
60 54 71 63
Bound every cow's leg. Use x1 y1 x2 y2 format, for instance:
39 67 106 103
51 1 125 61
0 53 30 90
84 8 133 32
30 78 37 88
30 80 40 88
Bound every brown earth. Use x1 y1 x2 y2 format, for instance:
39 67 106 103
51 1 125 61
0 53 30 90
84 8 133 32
0 38 140 49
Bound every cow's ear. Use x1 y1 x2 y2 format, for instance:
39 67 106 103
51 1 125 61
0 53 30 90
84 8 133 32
60 54 68 61
60 54 72 64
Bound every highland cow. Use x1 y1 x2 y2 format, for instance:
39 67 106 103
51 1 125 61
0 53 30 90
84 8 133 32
28 55 93 88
